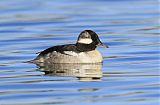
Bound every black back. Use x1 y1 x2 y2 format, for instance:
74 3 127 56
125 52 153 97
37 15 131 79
38 44 78 56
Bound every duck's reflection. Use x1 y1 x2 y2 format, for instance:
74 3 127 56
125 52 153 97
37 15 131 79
36 63 102 81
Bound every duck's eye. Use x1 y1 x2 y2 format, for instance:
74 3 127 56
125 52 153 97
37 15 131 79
80 33 91 39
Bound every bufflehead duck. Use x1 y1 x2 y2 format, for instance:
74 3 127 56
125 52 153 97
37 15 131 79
30 30 108 64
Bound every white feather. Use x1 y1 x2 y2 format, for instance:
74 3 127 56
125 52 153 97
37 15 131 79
78 38 92 44
63 51 78 56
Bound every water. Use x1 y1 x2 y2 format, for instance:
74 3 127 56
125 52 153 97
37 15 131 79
0 0 159 105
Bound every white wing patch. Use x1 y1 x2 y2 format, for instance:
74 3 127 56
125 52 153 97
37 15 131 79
63 51 78 56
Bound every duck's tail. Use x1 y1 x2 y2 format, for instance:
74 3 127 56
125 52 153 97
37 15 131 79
24 59 40 64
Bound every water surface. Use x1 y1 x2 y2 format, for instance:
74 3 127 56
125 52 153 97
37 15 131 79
0 0 159 105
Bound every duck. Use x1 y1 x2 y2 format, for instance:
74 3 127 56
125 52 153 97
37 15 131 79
29 30 108 64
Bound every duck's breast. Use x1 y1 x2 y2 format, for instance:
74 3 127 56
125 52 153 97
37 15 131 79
35 50 103 64
78 50 103 63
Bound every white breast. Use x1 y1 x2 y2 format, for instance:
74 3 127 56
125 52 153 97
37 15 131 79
77 50 103 63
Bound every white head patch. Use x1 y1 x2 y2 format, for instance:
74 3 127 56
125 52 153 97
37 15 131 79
78 38 92 44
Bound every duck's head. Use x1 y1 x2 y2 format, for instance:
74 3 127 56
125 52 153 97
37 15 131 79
77 30 109 48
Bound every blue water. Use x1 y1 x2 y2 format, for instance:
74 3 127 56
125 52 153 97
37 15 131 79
0 0 159 105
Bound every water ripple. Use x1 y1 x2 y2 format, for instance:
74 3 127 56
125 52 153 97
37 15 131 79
0 0 159 105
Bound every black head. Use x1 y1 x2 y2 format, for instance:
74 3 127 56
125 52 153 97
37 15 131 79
76 30 108 52
77 30 108 47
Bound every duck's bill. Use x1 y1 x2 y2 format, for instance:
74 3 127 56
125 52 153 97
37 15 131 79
97 42 109 48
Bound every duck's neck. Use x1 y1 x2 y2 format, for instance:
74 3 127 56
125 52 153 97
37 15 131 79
76 43 96 52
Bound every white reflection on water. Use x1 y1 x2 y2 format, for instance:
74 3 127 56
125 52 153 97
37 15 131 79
37 63 102 81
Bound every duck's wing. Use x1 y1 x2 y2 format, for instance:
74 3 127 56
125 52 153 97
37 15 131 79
38 44 78 56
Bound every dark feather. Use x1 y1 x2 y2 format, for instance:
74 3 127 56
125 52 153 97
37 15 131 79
38 44 78 56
